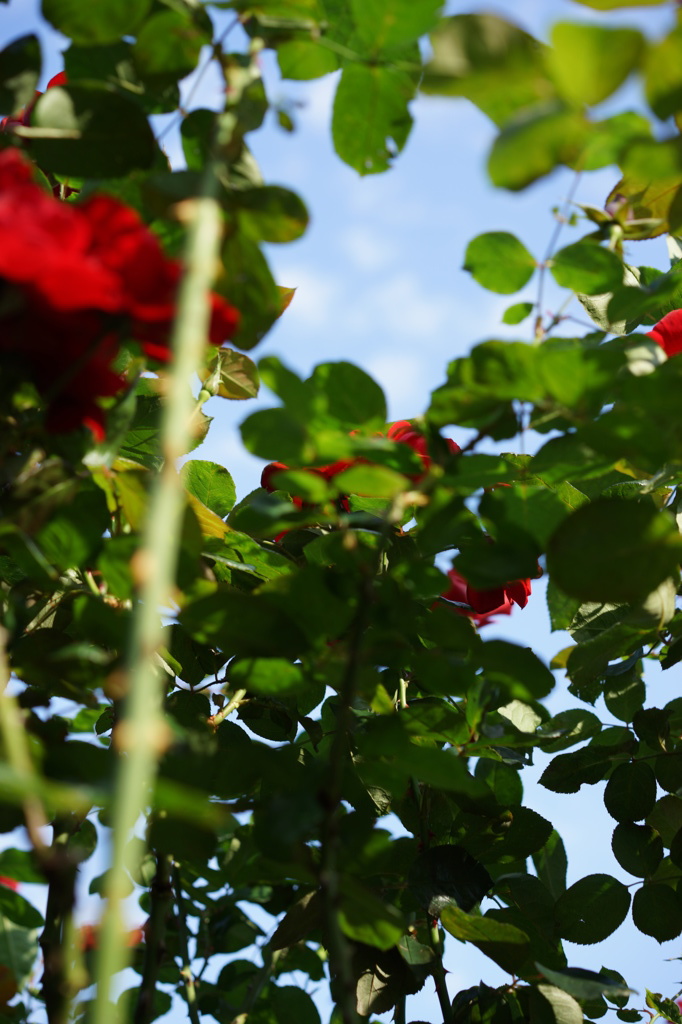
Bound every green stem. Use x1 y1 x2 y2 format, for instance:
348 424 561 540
173 866 201 1024
208 687 247 731
429 919 452 1024
91 184 223 1024
134 852 173 1024
233 945 282 1022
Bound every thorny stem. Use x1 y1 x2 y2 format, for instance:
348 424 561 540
173 865 201 1024
319 574 373 1024
134 852 174 1024
91 180 223 1024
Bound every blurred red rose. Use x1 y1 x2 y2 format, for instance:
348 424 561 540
261 421 458 500
647 309 682 358
387 419 460 476
0 877 18 891
0 149 239 439
441 567 532 627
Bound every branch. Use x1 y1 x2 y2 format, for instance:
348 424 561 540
39 816 82 1024
172 865 201 1024
134 852 173 1024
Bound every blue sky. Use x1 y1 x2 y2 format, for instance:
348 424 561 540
6 0 682 1018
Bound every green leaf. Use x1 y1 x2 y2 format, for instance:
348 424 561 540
647 794 682 846
132 10 209 85
0 916 38 992
0 851 43 886
611 823 663 877
270 987 321 1024
604 761 657 823
536 965 634 1003
332 64 414 175
604 667 646 723
488 103 589 191
632 883 682 940
502 301 534 325
441 904 530 974
351 944 426 1017
422 14 556 127
0 888 43 930
349 0 441 51
555 874 631 944
277 39 339 80
31 83 156 177
407 845 492 917
582 111 651 173
540 748 613 794
532 830 568 901
548 23 643 108
220 230 282 350
0 34 41 115
229 658 305 696
181 461 236 518
333 464 408 499
533 985 584 1024
644 25 682 121
310 361 387 428
338 878 405 951
234 185 309 244
41 0 153 44
200 348 260 401
479 641 555 701
463 232 536 294
537 709 602 753
546 498 682 604
240 407 307 462
180 586 308 659
550 242 624 296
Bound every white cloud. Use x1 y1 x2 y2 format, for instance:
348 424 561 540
340 225 395 272
363 351 433 416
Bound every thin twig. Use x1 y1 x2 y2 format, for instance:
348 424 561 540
534 170 583 341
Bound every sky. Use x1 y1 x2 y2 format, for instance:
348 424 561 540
5 0 682 1020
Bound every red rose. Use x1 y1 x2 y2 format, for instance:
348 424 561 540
647 309 682 358
387 419 460 477
0 149 239 438
0 877 18 891
441 567 532 627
